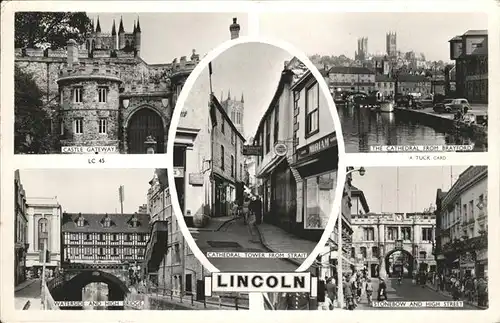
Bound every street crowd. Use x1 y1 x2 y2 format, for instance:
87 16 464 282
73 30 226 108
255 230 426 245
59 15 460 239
430 272 488 307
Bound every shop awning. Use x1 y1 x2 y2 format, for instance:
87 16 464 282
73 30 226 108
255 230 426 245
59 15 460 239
255 155 286 179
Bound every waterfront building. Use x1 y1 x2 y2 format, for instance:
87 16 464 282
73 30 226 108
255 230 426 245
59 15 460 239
61 211 150 265
434 166 488 278
327 66 376 93
14 170 29 285
374 74 395 98
25 197 63 273
15 16 198 154
449 30 488 103
144 169 207 296
397 73 432 96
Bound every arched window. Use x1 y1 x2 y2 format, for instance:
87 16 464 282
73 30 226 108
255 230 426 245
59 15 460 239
38 218 48 251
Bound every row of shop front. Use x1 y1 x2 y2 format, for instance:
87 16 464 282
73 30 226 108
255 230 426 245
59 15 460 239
257 132 339 241
437 237 488 278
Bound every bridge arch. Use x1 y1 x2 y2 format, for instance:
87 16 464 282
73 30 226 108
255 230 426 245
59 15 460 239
53 270 129 309
384 248 415 278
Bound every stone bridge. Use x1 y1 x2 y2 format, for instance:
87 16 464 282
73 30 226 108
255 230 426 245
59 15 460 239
48 262 132 309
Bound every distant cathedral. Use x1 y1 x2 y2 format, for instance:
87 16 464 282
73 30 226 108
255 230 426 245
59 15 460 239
220 90 245 137
83 16 142 55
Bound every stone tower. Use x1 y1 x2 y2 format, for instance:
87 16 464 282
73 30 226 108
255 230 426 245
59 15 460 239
221 90 245 137
135 17 142 56
230 17 240 40
355 37 368 61
118 17 125 49
386 32 397 57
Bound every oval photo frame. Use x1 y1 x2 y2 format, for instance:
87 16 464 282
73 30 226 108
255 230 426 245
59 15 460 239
166 36 347 273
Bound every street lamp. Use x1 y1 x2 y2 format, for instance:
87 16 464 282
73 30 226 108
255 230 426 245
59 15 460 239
346 167 366 177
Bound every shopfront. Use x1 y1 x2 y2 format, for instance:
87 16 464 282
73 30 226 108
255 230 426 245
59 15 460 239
292 132 339 240
476 248 488 278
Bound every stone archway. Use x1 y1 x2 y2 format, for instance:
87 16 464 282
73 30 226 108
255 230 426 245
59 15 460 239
383 249 415 278
126 107 165 154
55 270 129 310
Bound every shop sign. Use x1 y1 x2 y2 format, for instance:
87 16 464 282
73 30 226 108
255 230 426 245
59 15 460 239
173 167 185 178
296 133 336 162
318 177 334 190
189 173 204 186
274 142 287 156
243 145 262 156
476 249 487 261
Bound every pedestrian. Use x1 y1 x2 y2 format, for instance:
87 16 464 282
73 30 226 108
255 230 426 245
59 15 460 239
255 196 263 225
377 277 387 301
477 277 487 307
365 278 373 304
276 292 313 310
452 278 462 301
325 277 336 310
343 276 354 310
242 196 251 225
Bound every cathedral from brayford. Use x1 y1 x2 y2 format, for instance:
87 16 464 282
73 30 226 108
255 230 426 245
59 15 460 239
15 16 241 154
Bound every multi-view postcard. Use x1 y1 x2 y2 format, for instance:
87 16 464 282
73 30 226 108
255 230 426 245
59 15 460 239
1 2 497 323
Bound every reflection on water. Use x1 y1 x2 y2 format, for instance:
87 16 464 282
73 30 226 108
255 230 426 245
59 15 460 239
338 104 485 153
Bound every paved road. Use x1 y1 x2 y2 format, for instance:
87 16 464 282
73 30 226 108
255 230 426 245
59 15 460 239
15 279 42 310
190 218 298 272
356 278 477 310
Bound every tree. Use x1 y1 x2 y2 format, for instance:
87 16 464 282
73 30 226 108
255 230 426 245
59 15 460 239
15 12 92 49
15 66 53 154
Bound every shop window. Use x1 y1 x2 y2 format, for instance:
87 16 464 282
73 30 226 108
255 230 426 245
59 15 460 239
304 171 337 229
305 83 319 136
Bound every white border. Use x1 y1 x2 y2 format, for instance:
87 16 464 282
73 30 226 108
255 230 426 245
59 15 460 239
166 36 347 274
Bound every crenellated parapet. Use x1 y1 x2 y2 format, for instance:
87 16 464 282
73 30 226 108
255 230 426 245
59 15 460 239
57 61 122 84
169 50 200 80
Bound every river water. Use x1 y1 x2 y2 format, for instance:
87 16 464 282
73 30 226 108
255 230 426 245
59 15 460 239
337 104 487 153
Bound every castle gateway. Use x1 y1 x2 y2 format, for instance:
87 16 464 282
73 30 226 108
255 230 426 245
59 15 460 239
15 17 199 154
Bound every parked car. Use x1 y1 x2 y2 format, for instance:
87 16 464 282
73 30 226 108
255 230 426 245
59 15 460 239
433 98 470 113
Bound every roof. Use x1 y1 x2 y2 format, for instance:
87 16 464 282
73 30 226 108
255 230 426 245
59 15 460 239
351 186 370 213
441 166 488 206
375 74 394 82
210 94 246 142
449 35 462 42
463 30 487 36
397 73 428 82
290 69 314 92
328 66 374 75
62 213 151 233
253 68 295 141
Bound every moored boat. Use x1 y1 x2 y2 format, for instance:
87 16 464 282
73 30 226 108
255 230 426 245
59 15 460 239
380 101 394 112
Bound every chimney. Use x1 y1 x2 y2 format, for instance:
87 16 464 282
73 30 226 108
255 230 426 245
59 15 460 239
66 39 78 67
230 17 240 40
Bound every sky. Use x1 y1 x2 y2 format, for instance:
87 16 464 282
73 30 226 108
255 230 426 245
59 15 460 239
87 13 248 64
350 166 470 214
183 42 293 139
18 169 155 214
259 12 488 62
